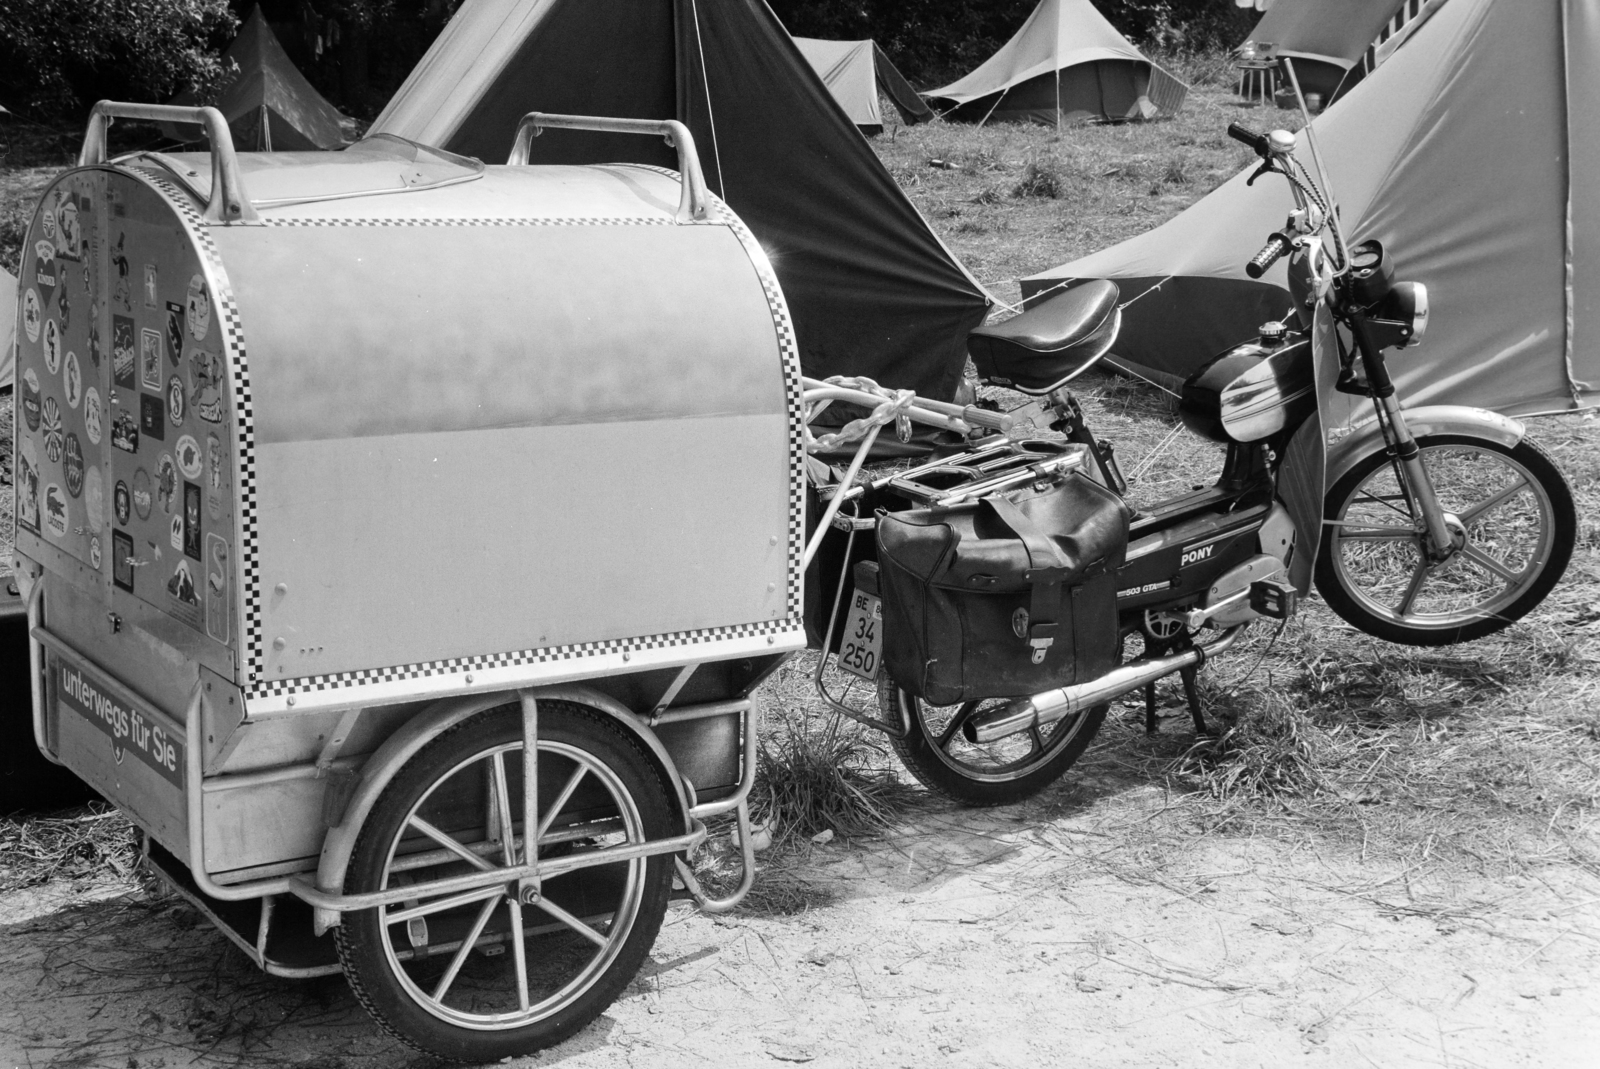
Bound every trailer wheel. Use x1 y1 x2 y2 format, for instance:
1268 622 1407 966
336 701 676 1060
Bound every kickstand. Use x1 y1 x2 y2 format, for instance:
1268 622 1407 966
1179 665 1209 736
1143 680 1158 735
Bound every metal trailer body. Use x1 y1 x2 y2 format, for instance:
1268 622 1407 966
10 104 803 1052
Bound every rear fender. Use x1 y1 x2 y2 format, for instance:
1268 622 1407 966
1326 405 1524 488
311 684 689 933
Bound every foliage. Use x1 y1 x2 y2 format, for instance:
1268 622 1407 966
767 0 1257 85
0 0 238 118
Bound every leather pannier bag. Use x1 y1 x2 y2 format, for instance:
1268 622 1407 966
876 473 1130 706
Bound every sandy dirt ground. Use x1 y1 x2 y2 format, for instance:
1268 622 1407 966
3 772 1596 1069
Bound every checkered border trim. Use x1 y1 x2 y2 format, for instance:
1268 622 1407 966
131 169 262 681
135 169 806 704
245 619 794 700
263 216 675 227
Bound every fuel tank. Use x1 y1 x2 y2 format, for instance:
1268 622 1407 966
1179 333 1315 444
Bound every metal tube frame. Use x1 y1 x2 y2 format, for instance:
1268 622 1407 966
79 101 258 224
507 112 710 223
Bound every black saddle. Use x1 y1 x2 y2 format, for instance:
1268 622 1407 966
967 280 1121 394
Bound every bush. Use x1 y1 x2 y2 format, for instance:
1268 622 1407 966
0 0 237 118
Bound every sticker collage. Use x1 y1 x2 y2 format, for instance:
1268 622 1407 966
17 175 234 648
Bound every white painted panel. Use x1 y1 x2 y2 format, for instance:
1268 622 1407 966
255 414 790 679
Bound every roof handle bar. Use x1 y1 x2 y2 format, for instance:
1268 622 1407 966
508 112 710 223
79 101 259 224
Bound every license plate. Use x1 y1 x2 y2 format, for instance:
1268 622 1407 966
837 590 883 680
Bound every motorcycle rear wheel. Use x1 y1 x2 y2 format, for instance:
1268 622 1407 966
1315 434 1575 646
880 675 1107 806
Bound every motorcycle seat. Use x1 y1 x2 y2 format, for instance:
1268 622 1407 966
967 280 1121 395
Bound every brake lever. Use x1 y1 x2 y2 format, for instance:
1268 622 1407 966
1246 160 1276 187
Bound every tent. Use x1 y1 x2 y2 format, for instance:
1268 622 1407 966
923 0 1188 125
793 37 932 134
370 0 990 401
1238 0 1407 100
1023 0 1600 421
166 5 347 150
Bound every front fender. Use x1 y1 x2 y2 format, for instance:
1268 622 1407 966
1326 405 1524 489
310 684 690 933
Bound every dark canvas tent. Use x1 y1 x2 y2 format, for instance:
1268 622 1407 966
1023 0 1600 421
1238 0 1407 100
923 0 1188 125
166 5 347 150
369 0 989 401
793 37 933 134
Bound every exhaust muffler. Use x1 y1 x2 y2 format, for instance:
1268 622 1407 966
964 626 1246 743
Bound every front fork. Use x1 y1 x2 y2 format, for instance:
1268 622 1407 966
1344 310 1457 560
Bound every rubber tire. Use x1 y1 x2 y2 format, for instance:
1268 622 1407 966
882 675 1107 807
1315 435 1576 646
335 702 676 1061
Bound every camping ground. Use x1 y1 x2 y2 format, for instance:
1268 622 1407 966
3 70 1600 1067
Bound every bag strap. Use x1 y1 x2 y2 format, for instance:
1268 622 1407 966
984 493 1071 660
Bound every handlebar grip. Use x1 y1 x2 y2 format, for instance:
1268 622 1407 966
961 405 1015 433
1245 233 1293 279
1227 122 1270 158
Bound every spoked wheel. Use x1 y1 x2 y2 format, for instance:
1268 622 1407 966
1316 435 1576 646
880 675 1106 806
336 702 676 1061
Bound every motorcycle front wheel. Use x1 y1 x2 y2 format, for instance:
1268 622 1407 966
879 675 1107 806
1315 434 1576 646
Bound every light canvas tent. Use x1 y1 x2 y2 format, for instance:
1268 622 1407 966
1023 0 1600 420
1 266 15 389
793 38 932 134
923 0 1188 125
1240 0 1407 100
371 0 990 401
166 5 347 150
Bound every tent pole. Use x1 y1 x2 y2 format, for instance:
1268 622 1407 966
1055 0 1062 132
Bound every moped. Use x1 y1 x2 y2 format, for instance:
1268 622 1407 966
804 116 1576 806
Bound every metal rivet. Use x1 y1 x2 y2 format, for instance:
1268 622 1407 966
622 652 631 662
769 535 778 545
465 673 474 684
286 696 296 707
767 582 775 592
273 637 286 650
274 583 287 595
767 636 775 645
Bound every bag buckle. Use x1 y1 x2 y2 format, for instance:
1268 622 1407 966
1027 621 1058 664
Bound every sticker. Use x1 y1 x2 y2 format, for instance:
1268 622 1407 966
166 375 186 427
33 241 57 305
205 535 229 644
16 439 40 534
182 482 202 560
140 393 165 442
187 348 226 424
186 274 211 341
58 279 71 332
41 397 63 462
1118 579 1179 599
63 351 82 409
22 287 41 343
169 514 183 552
43 483 68 539
43 318 60 374
114 480 131 526
41 205 56 240
85 466 104 533
83 386 103 445
57 199 80 259
64 433 84 498
164 302 184 364
140 328 163 389
143 264 158 309
89 537 102 570
175 434 203 479
21 368 41 431
132 468 153 520
167 559 200 608
88 303 103 367
111 408 139 454
112 233 131 310
156 454 178 514
205 432 229 520
112 530 135 592
112 315 136 387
